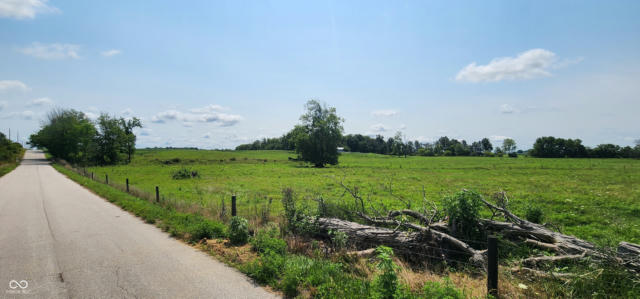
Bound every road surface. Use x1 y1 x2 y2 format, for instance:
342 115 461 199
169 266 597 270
0 150 277 298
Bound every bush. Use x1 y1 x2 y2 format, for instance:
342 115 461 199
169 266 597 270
525 205 545 224
442 190 483 239
329 229 348 251
229 216 249 245
508 152 518 158
251 227 287 255
171 167 199 179
246 249 285 284
188 220 226 242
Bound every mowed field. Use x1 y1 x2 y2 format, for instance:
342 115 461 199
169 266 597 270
86 149 640 245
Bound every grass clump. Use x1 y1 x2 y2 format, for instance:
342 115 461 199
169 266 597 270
171 167 199 179
525 205 545 224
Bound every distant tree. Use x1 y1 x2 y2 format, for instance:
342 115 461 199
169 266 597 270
294 100 344 167
502 138 516 154
29 109 96 164
120 117 142 163
480 138 493 152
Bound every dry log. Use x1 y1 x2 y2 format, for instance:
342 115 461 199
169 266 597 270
315 217 487 269
618 241 640 273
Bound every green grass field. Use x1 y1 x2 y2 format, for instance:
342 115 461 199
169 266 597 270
85 149 640 245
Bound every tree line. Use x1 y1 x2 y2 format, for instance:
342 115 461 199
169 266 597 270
29 108 142 165
236 102 639 160
530 136 640 158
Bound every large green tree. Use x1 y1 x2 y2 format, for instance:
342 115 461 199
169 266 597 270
502 138 516 154
93 114 142 165
29 109 96 164
294 100 343 167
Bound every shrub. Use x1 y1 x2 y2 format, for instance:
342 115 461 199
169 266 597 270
188 220 226 242
251 227 287 255
525 205 545 224
508 152 518 158
171 167 199 179
246 249 285 284
442 190 483 239
229 216 249 245
374 246 398 299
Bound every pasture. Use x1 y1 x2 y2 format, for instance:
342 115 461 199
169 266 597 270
86 149 640 245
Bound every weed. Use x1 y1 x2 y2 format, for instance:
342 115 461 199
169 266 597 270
229 216 249 245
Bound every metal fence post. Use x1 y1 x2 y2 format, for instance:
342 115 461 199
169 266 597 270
487 235 498 298
231 195 237 217
155 186 159 203
105 174 109 185
126 178 129 193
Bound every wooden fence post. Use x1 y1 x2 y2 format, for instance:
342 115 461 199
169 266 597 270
487 235 499 298
91 172 94 180
126 178 129 193
231 195 237 217
155 186 159 203
105 174 109 185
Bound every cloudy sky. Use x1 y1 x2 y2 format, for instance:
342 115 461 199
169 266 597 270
1 0 639 149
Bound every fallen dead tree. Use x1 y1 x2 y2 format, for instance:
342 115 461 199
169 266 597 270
312 182 640 276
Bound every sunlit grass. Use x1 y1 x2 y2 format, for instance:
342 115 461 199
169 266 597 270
86 149 640 245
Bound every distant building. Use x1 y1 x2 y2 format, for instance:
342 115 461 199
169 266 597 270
337 147 345 152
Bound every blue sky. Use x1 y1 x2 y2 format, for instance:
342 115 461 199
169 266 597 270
1 0 639 149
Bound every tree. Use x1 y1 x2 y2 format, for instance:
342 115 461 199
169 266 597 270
480 138 493 152
120 117 142 163
294 100 344 167
502 138 516 154
29 109 96 164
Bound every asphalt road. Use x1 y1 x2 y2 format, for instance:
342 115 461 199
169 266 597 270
0 150 277 298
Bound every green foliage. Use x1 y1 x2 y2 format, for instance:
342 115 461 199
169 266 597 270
251 226 287 255
29 108 96 164
421 279 465 299
281 187 317 235
329 229 348 251
28 108 141 165
171 167 200 179
502 138 517 154
565 261 640 298
245 249 286 284
229 216 249 245
525 205 545 224
442 190 483 240
294 100 344 167
374 246 399 299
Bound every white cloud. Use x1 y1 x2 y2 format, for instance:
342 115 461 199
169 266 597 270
398 124 407 130
0 80 28 91
27 97 53 106
151 105 242 127
490 135 510 142
20 42 81 60
370 123 388 133
0 101 7 110
456 49 571 82
0 0 58 19
2 110 34 120
101 49 121 57
371 109 397 117
500 104 516 114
